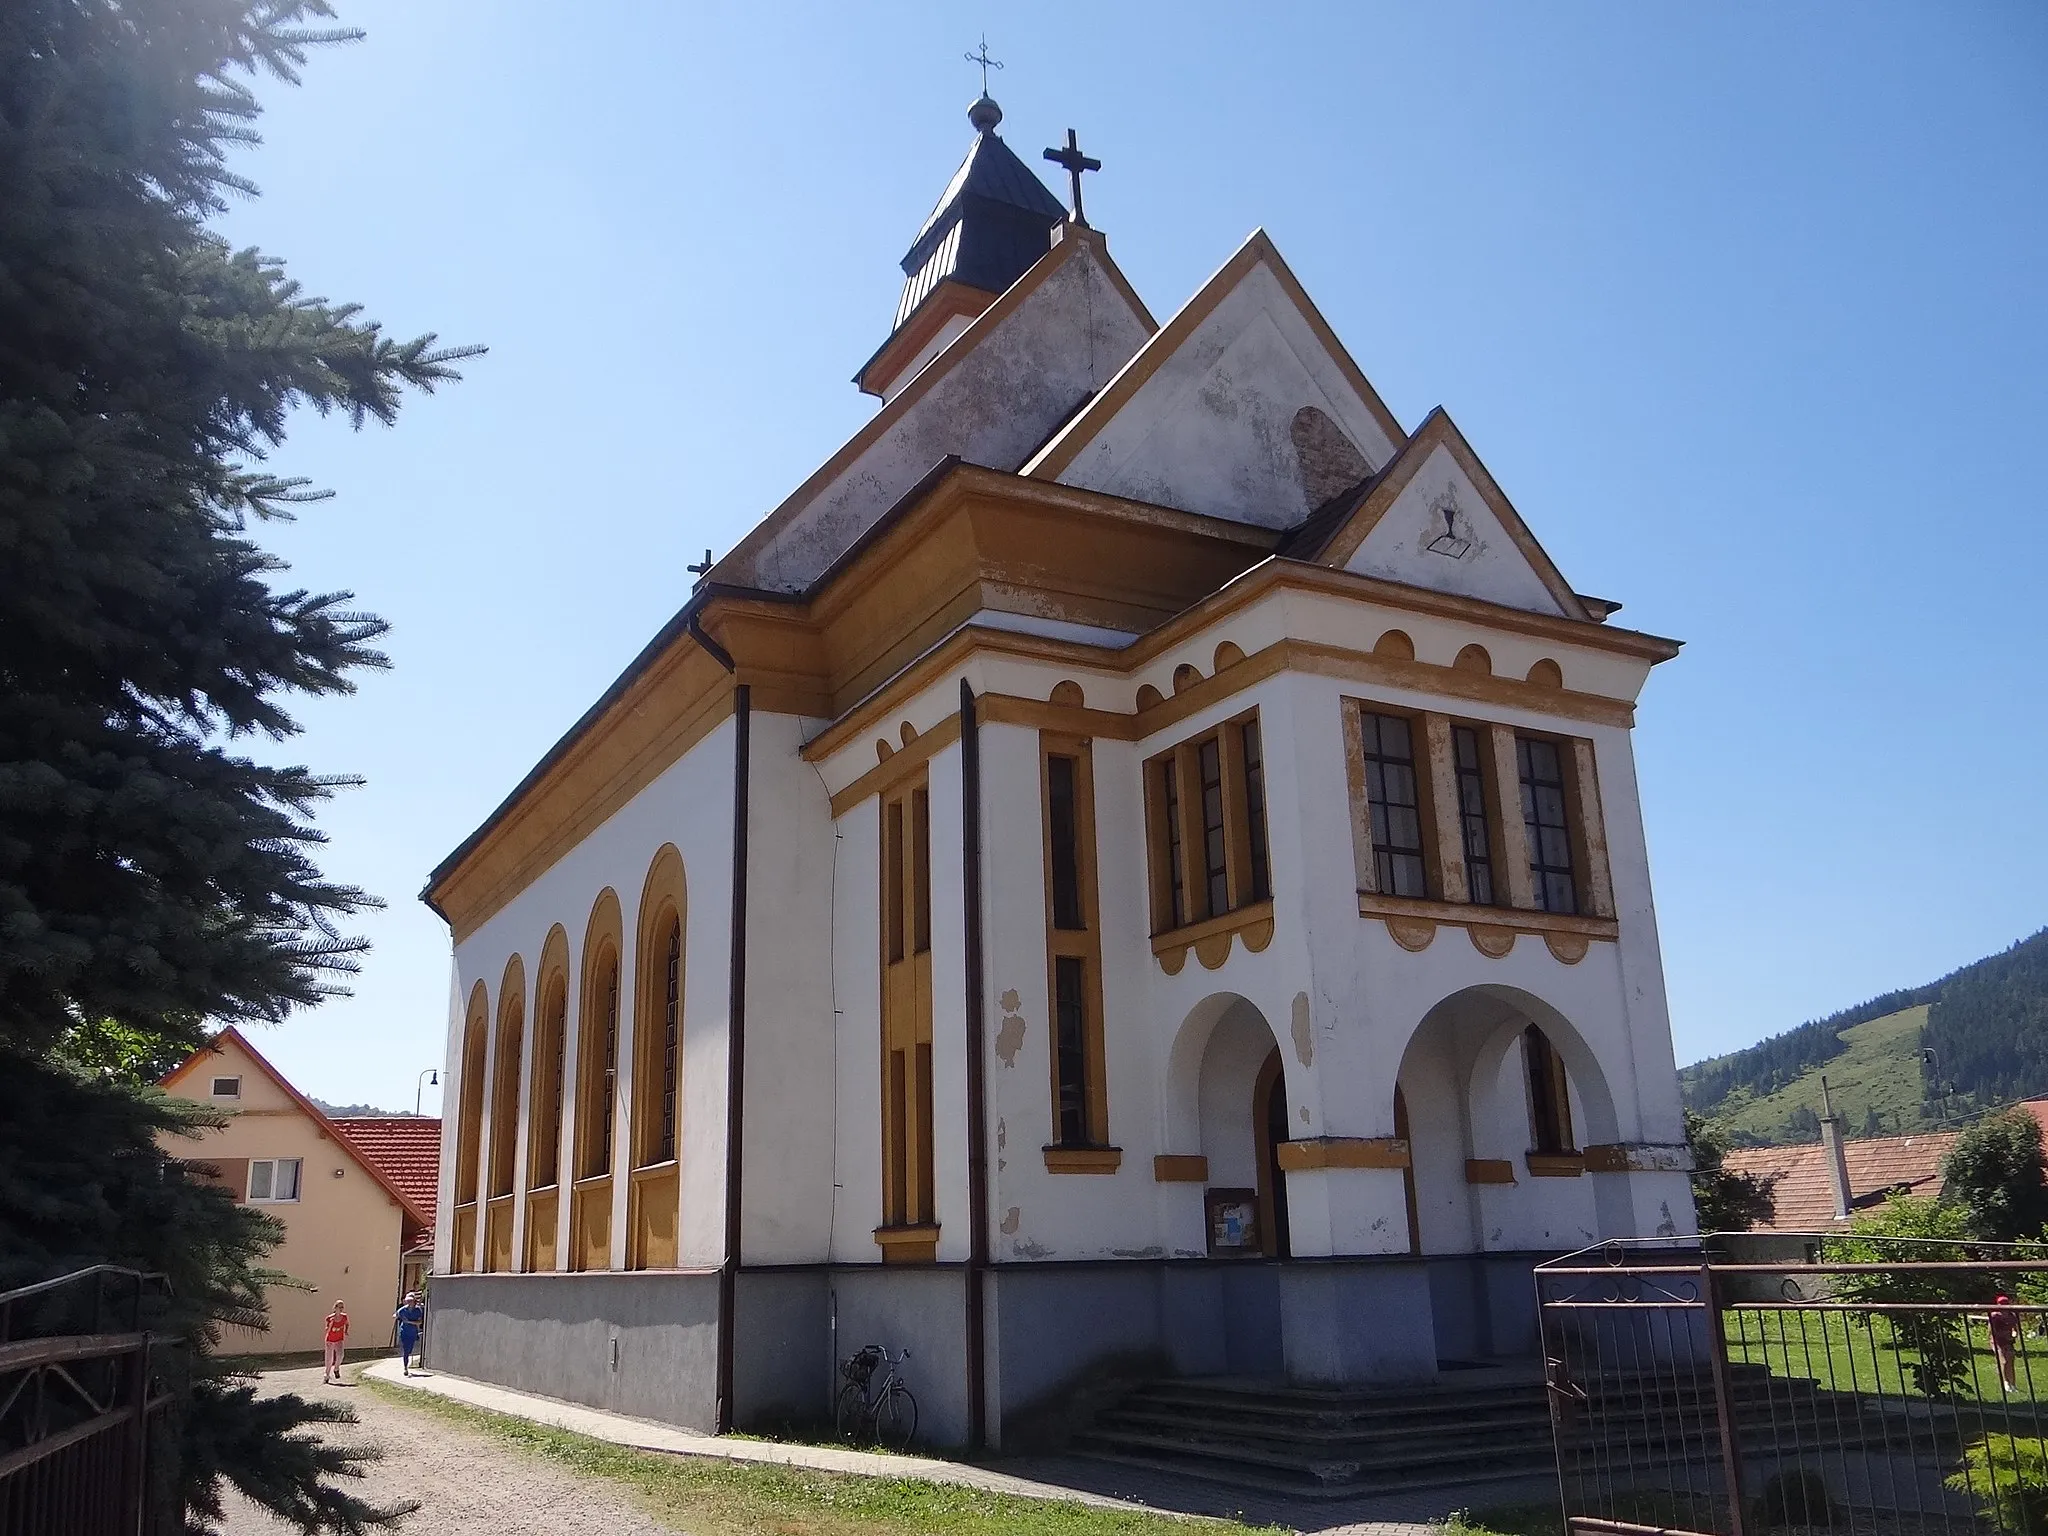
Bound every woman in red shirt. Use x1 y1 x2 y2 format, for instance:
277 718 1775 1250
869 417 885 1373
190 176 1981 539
322 1301 350 1384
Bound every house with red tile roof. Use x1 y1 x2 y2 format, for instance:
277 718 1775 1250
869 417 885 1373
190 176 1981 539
161 1028 439 1353
1720 1099 2048 1233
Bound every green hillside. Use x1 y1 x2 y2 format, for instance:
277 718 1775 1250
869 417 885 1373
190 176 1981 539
1703 1005 1932 1145
1681 927 2048 1147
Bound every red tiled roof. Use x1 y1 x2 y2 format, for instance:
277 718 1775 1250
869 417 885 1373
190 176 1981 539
1722 1133 1953 1233
333 1117 442 1251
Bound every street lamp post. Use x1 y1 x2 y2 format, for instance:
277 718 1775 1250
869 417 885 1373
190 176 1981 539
415 1068 440 1118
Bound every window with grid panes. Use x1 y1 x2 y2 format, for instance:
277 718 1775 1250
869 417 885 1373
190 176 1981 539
1451 725 1495 905
657 918 680 1162
1145 712 1274 934
1516 736 1577 914
1043 741 1107 1149
1360 712 1428 898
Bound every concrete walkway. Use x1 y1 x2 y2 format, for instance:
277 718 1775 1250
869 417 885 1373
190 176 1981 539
360 1359 1145 1510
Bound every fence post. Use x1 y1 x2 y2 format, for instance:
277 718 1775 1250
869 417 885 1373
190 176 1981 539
129 1332 152 1536
1699 1263 1747 1536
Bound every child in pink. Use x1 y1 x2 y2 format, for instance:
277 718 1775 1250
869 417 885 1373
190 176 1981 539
322 1302 350 1383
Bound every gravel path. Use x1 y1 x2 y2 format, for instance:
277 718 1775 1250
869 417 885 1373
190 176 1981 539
214 1365 682 1535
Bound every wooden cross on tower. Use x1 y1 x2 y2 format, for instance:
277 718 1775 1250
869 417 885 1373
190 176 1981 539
1043 129 1101 228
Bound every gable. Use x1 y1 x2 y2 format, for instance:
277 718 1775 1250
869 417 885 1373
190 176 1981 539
1315 411 1587 621
714 230 1155 594
1026 231 1403 530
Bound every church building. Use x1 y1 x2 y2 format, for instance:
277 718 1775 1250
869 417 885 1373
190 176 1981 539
423 90 1696 1448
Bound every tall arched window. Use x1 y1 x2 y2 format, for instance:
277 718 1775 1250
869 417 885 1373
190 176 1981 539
636 916 683 1167
524 932 569 1273
484 959 526 1272
530 970 568 1192
577 946 620 1182
629 845 686 1271
453 984 488 1272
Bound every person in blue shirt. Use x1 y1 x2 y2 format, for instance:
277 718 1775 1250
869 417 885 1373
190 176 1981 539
393 1292 426 1376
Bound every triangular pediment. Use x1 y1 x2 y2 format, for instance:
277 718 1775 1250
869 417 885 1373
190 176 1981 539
1313 409 1587 620
1024 230 1404 529
713 228 1156 594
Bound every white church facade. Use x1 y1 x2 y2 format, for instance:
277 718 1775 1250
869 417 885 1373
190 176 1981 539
425 93 1696 1447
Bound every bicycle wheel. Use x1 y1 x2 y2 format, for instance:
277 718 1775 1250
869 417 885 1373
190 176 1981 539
833 1383 870 1444
873 1383 917 1450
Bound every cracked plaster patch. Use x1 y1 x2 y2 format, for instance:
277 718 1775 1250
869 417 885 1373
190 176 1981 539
1291 992 1314 1067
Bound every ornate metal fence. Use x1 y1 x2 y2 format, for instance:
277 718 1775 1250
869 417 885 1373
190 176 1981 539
0 1266 170 1536
1537 1236 2048 1536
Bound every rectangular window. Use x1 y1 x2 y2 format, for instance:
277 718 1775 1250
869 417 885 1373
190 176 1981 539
210 1076 241 1100
1145 709 1273 936
1198 738 1228 918
247 1157 302 1203
1517 736 1578 915
911 787 931 955
1242 722 1271 904
1452 725 1494 906
1042 736 1107 1151
659 922 681 1164
885 800 906 962
1048 755 1083 930
1162 759 1186 929
1053 957 1089 1147
1361 712 1428 898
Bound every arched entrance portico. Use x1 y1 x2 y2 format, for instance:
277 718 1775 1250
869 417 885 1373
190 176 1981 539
1165 993 1292 1260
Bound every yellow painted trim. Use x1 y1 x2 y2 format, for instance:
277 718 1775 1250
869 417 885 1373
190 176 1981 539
1153 1154 1210 1183
1465 1158 1517 1185
1527 1152 1587 1178
1276 1136 1412 1172
872 1223 940 1265
826 714 962 820
1357 891 1619 942
1042 1146 1124 1174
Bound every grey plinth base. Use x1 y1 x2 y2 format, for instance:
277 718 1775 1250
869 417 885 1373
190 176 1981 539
1277 1260 1439 1386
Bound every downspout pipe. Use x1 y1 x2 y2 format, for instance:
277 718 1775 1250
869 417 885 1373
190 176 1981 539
694 611 750 1434
959 679 990 1449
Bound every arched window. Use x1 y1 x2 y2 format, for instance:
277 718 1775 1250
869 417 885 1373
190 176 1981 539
635 915 683 1167
1524 1025 1575 1154
488 987 524 1200
577 946 620 1181
453 985 488 1272
530 970 567 1190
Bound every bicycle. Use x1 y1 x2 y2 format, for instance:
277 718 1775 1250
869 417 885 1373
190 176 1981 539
834 1343 918 1450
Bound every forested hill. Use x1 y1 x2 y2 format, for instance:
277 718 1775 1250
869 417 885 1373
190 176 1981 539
1681 927 2048 1142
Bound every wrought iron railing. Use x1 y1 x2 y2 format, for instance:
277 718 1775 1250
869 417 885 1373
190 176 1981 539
0 1266 171 1536
1537 1235 2048 1536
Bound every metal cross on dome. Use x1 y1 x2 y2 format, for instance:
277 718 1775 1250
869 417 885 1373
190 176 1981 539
965 37 1003 96
1043 129 1101 227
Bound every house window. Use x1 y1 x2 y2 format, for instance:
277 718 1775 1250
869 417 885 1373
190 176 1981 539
489 993 523 1200
247 1157 302 1203
880 777 935 1235
210 1076 241 1100
633 912 683 1170
1524 1026 1575 1154
1517 736 1578 915
1145 710 1273 933
659 919 681 1162
578 951 619 1181
1451 725 1495 906
1042 737 1108 1152
530 975 566 1188
1242 722 1271 904
1360 712 1428 898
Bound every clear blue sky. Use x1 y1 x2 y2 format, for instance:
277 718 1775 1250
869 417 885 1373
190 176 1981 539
216 2 2048 1113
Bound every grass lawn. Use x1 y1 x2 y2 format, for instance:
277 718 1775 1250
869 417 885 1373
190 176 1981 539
361 1377 1288 1536
1726 1307 2048 1405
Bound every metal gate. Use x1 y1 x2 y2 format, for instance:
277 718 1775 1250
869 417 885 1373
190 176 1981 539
1537 1237 2048 1536
0 1267 169 1536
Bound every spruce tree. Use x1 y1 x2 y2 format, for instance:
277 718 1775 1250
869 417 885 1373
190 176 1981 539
0 1 476 1528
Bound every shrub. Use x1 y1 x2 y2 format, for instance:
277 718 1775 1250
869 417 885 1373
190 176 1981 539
1949 1434 2048 1535
1755 1467 1835 1528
